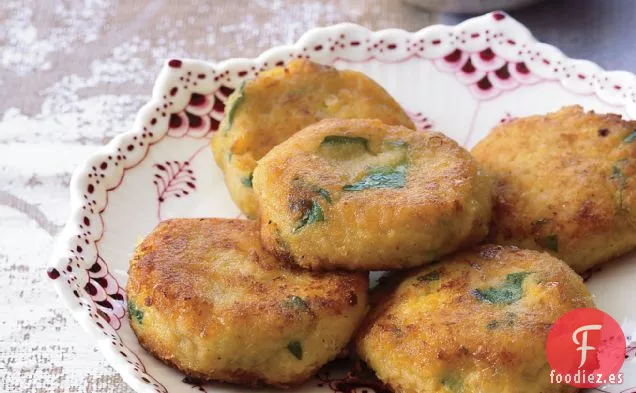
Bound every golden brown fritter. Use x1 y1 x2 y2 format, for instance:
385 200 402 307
211 59 414 218
252 118 492 271
126 218 368 388
472 105 636 273
356 245 594 393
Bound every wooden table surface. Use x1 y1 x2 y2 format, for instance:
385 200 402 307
1 0 633 392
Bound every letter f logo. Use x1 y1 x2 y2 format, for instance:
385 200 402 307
546 308 626 389
572 324 603 368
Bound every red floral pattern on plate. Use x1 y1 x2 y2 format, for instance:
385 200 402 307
407 110 434 130
434 47 540 99
167 86 233 138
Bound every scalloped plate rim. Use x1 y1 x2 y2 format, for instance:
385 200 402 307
48 11 636 393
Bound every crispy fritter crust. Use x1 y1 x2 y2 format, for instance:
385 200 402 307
126 218 368 388
472 105 636 272
211 59 415 218
356 245 594 393
253 118 493 271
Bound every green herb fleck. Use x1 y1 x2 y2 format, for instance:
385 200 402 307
624 130 636 143
504 312 516 327
226 151 233 163
320 135 369 149
486 312 515 329
612 159 628 212
128 301 144 325
287 340 303 360
612 161 627 187
417 271 440 282
293 201 324 233
473 272 532 305
486 312 515 330
441 374 464 393
284 295 309 311
289 179 330 233
315 187 331 203
343 164 407 191
274 228 290 252
222 82 245 133
241 172 253 188
538 234 559 252
531 218 548 227
386 140 408 148
293 179 331 203
389 325 404 337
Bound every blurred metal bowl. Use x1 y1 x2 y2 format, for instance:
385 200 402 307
403 0 544 13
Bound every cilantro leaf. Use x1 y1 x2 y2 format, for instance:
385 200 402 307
287 341 303 360
473 272 532 304
531 218 548 227
417 271 440 282
293 201 324 233
283 295 309 311
538 234 559 252
386 140 408 148
612 159 628 212
128 300 144 325
241 172 253 188
612 162 627 186
441 374 464 393
343 164 407 191
320 135 369 149
315 187 331 203
222 81 245 133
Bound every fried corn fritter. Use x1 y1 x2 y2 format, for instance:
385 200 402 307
126 218 368 388
356 245 594 393
211 59 414 218
252 118 492 271
472 105 636 273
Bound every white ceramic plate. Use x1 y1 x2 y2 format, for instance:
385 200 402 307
48 12 636 393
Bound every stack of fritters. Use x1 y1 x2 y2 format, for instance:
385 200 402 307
127 60 634 392
212 59 414 218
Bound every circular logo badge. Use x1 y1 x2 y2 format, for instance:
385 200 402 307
546 308 626 388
